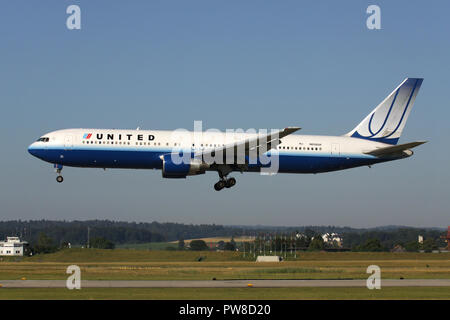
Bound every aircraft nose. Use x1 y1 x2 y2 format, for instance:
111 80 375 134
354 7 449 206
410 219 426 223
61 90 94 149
28 143 38 157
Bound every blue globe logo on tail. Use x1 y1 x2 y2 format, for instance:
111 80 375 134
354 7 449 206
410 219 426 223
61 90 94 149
346 78 423 145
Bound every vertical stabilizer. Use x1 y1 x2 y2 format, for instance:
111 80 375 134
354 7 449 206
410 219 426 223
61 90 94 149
345 78 423 145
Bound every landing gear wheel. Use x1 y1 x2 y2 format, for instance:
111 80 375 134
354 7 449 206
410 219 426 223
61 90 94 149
214 180 226 191
215 166 236 191
225 177 236 188
56 176 64 183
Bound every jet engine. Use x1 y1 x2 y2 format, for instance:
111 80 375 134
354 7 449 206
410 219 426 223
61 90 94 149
161 155 209 178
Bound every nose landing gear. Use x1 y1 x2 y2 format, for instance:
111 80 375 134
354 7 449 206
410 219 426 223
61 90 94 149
54 164 64 183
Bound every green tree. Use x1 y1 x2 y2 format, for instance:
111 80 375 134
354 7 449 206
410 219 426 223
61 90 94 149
295 235 310 248
357 238 384 252
404 241 420 252
422 238 438 253
34 232 58 254
224 242 235 251
230 237 236 248
189 240 209 251
309 235 325 251
89 237 115 249
216 240 225 250
60 241 71 249
224 237 237 251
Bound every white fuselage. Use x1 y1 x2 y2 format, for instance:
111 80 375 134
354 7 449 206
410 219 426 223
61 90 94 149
28 128 400 175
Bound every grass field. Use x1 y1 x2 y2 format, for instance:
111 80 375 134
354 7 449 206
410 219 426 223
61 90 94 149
0 287 449 300
1 249 449 281
0 249 449 299
115 242 179 250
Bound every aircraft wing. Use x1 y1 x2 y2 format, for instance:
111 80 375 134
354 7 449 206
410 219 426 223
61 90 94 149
196 127 301 164
364 141 427 157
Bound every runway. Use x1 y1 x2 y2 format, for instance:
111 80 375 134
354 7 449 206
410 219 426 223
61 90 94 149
1 279 450 288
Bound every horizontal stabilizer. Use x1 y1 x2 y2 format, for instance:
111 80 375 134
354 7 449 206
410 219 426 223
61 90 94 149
364 141 427 157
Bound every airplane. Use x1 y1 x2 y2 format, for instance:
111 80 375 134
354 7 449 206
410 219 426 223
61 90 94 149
28 78 426 191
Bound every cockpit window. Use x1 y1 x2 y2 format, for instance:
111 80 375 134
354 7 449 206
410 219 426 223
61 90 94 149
36 137 50 142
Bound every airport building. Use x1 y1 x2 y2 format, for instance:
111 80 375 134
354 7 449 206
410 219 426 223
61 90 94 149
0 237 28 256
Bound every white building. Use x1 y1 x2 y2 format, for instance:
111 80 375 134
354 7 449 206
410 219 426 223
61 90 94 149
322 233 343 247
0 237 28 256
418 235 424 244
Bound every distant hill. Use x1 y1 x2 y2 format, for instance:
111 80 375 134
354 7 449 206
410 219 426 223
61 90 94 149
0 220 238 246
0 220 446 249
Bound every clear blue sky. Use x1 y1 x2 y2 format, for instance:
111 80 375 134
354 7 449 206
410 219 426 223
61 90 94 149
0 1 448 227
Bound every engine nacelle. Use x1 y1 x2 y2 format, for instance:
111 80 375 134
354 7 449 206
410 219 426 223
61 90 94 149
161 154 209 178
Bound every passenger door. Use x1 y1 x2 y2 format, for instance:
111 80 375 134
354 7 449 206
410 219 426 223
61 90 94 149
64 135 73 150
331 143 340 156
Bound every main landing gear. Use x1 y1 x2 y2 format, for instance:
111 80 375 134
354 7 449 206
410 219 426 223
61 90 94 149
214 177 236 191
54 164 64 183
214 168 237 191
